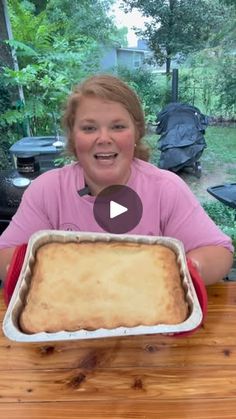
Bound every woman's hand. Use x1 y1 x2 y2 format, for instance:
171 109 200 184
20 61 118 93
0 247 16 284
187 257 202 277
186 246 233 285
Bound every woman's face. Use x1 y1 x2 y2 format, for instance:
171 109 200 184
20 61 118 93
73 96 137 194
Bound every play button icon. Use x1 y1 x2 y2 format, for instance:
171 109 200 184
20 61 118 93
110 201 128 219
93 185 143 234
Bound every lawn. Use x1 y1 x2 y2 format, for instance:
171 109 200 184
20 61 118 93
146 125 236 202
146 125 236 166
145 124 236 249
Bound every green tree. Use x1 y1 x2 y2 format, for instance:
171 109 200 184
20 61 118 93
46 0 126 46
208 2 236 53
121 0 230 74
222 0 236 6
216 56 236 117
117 66 167 122
1 0 127 136
25 0 48 15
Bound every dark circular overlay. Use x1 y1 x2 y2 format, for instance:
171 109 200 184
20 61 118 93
93 185 143 234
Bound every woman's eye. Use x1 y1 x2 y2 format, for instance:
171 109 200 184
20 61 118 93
81 126 96 132
113 124 126 130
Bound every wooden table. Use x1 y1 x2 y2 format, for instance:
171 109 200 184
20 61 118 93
1 283 236 418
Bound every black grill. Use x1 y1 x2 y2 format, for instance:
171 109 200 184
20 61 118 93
0 136 66 234
0 165 40 234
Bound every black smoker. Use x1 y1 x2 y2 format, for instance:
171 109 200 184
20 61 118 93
156 70 208 178
0 136 65 234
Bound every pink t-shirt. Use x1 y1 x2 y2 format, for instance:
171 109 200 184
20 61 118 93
0 159 233 253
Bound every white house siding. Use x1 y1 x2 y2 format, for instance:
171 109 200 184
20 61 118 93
99 47 118 71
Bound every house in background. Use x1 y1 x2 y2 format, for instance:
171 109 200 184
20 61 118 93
100 39 157 72
99 39 181 74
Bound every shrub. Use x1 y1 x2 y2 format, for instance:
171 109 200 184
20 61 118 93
117 66 169 124
203 201 236 250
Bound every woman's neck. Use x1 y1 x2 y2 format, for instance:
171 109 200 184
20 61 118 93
84 170 132 197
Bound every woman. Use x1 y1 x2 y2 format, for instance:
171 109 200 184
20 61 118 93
0 74 233 285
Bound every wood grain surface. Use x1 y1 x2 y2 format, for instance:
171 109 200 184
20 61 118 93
1 283 236 418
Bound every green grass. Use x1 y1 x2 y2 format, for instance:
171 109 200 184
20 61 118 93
203 126 236 165
145 125 236 168
145 125 236 201
145 125 236 248
144 131 160 166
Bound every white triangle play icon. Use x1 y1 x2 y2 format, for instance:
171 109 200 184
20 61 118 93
110 200 128 219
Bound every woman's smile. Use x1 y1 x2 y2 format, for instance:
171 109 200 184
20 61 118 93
94 151 119 165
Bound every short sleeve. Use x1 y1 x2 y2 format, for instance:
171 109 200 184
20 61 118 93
0 174 54 248
160 175 234 253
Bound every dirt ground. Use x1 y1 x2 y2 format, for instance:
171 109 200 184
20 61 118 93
179 162 234 203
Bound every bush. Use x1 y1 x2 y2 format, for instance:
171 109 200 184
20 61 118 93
117 66 169 124
0 80 14 169
203 201 236 250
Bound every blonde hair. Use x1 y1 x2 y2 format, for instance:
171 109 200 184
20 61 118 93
63 74 150 161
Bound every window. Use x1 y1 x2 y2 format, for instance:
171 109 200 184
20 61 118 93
133 52 143 68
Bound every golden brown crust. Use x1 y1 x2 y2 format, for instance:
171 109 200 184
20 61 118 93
19 241 188 334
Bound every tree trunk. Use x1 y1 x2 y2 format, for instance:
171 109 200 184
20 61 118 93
0 0 14 70
166 56 171 75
